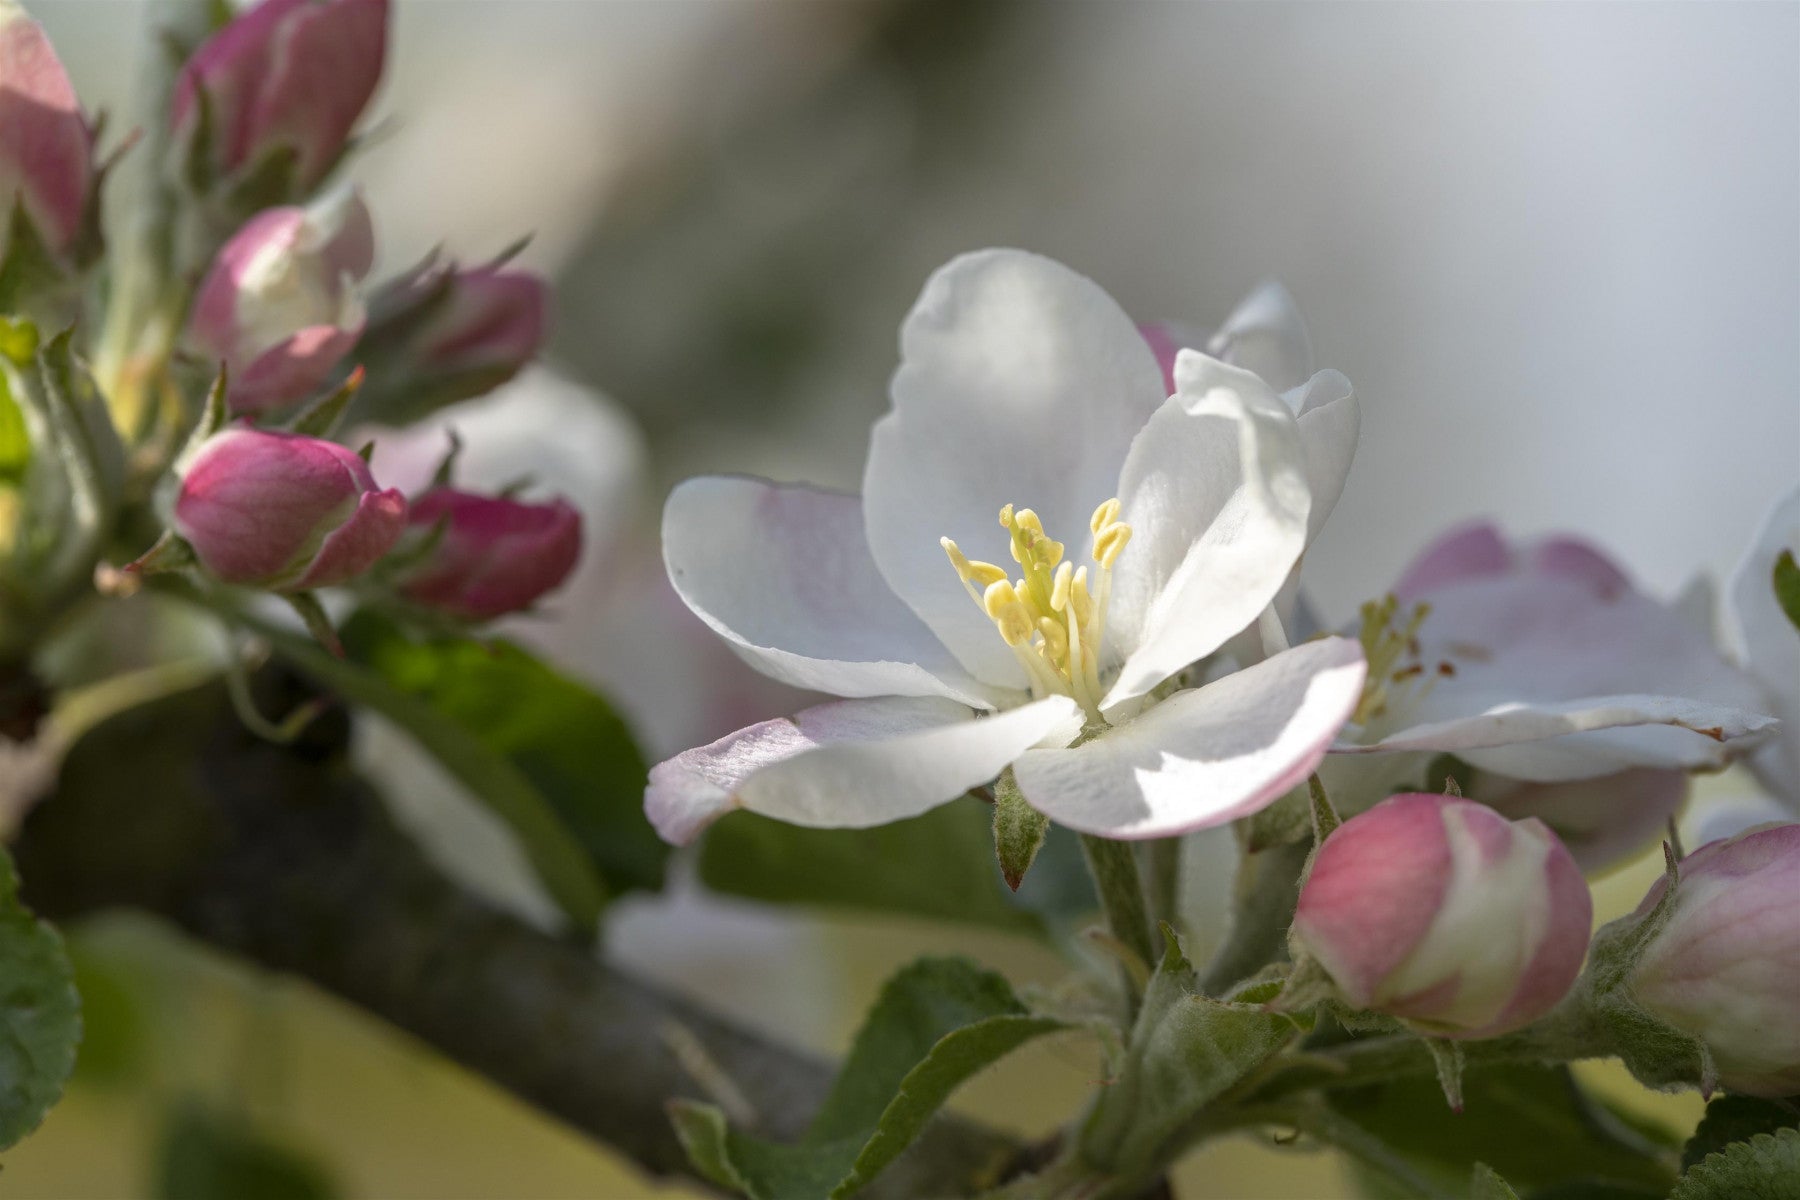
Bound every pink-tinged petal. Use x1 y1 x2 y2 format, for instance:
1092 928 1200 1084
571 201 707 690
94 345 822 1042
1293 793 1453 1006
188 207 311 357
1476 767 1688 875
1013 636 1366 839
1481 834 1592 1037
421 268 548 371
230 322 362 413
1525 537 1631 599
0 3 92 253
645 694 1082 845
398 489 581 620
174 429 360 582
172 0 312 167
1392 520 1513 600
664 476 1002 708
863 249 1169 690
1138 319 1202 398
292 484 406 589
249 0 387 186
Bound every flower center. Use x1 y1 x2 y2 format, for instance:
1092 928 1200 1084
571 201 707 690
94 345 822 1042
1352 594 1454 731
941 498 1132 719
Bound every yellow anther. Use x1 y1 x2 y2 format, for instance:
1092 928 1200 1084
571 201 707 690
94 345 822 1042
1090 498 1121 535
1050 560 1073 612
1069 566 1095 625
943 537 1008 588
983 579 1034 646
1094 523 1133 569
1036 616 1069 660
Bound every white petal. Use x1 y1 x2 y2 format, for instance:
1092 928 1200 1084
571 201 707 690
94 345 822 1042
1206 280 1315 393
1287 370 1359 543
1349 571 1779 780
664 477 1002 708
1101 351 1311 710
863 249 1168 688
645 695 1082 843
1015 637 1366 839
1726 485 1800 811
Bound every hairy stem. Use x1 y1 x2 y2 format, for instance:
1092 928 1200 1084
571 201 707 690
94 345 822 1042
1079 833 1156 1005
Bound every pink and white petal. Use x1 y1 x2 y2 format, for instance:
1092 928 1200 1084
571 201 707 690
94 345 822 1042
1726 485 1800 812
1206 280 1315 394
663 477 1002 708
1392 521 1513 601
1288 369 1358 543
1344 693 1776 780
1015 636 1366 840
863 249 1169 689
1475 767 1688 875
1524 537 1631 600
645 694 1082 844
1101 351 1310 710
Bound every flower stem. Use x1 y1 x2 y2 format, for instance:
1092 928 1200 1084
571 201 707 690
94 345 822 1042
1141 838 1181 928
1080 833 1157 1000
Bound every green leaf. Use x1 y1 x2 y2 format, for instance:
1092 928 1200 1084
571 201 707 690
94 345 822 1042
1080 929 1299 1174
1472 1163 1522 1200
698 799 1045 935
0 844 81 1149
1682 1095 1800 1171
1774 550 1800 634
1328 1065 1678 1194
155 1104 338 1200
670 957 1069 1200
1670 1128 1800 1200
260 613 609 933
992 768 1048 891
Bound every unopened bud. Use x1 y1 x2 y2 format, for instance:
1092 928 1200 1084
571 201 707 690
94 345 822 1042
170 0 388 195
187 191 374 413
0 2 95 307
1292 792 1592 1039
1618 823 1800 1098
393 488 580 621
171 428 405 590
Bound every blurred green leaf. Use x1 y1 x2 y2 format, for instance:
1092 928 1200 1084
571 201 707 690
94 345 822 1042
1774 550 1800 633
699 798 1045 935
0 844 81 1150
671 957 1068 1200
1682 1094 1800 1171
1330 1065 1678 1195
1670 1128 1800 1200
66 943 147 1089
155 1104 337 1200
341 611 667 900
1472 1164 1522 1199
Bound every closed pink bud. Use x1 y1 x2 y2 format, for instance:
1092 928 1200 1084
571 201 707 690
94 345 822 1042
0 1 93 256
171 0 387 192
1293 793 1593 1038
1622 823 1800 1098
174 428 406 590
416 267 547 376
396 488 580 620
189 191 374 413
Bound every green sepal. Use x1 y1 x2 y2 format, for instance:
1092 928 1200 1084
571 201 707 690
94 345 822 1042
991 767 1049 891
670 957 1069 1200
283 367 364 439
1774 550 1800 633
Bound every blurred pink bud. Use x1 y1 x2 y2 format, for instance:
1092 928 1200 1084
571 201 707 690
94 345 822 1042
189 190 374 413
0 1 93 256
1623 822 1800 1097
415 267 548 377
171 0 388 191
396 488 580 620
173 428 406 590
1292 792 1593 1038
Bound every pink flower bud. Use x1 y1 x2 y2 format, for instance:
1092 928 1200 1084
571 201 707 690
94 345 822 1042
171 0 388 192
174 428 406 590
1622 823 1800 1097
395 488 580 620
0 1 93 256
415 267 547 376
1292 793 1593 1038
188 191 374 413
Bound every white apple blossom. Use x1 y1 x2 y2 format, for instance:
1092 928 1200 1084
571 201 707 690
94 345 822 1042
1725 485 1800 813
1330 522 1777 784
648 249 1369 844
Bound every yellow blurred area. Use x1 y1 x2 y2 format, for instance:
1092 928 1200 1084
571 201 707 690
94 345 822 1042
3 835 1704 1200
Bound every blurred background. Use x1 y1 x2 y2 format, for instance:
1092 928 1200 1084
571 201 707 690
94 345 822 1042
15 1 1799 1196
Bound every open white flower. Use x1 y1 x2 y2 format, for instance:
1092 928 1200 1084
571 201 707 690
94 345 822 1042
1331 522 1778 783
1726 485 1800 812
648 249 1368 844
